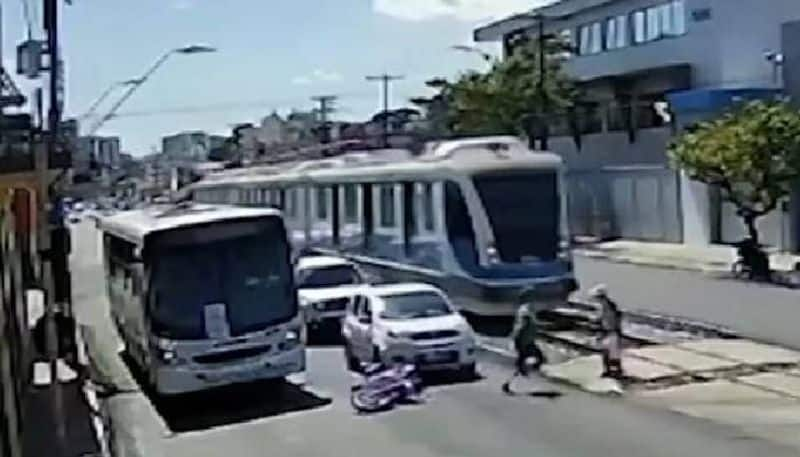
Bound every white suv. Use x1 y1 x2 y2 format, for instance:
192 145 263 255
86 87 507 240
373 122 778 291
342 283 477 376
295 256 366 336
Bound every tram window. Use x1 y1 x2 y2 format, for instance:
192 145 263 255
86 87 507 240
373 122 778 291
444 181 478 270
415 182 436 234
286 189 297 217
343 184 359 223
379 185 396 228
316 187 329 219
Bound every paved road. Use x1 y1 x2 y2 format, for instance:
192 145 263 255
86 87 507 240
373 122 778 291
575 257 800 349
68 219 799 457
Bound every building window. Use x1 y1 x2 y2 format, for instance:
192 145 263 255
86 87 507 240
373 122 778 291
379 185 396 228
590 22 602 54
671 0 686 35
632 10 646 44
646 7 661 41
579 24 591 55
578 21 603 55
606 16 628 50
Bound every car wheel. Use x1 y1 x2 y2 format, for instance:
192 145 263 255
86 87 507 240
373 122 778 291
459 362 477 380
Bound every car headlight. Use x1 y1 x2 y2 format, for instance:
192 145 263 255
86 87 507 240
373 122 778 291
280 328 302 351
386 330 412 340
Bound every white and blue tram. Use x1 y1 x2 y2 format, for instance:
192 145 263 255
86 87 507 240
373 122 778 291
189 136 577 316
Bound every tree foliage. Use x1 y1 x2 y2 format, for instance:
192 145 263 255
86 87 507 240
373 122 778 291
411 38 578 138
669 100 800 242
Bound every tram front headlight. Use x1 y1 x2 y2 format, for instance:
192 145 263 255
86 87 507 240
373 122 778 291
486 245 501 265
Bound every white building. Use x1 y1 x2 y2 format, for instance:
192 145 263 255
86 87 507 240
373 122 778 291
162 131 211 163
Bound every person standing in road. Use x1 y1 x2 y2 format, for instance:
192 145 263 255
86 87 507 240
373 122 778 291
503 290 546 393
590 284 624 379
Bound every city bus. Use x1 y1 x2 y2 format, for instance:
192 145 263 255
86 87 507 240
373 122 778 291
98 202 304 395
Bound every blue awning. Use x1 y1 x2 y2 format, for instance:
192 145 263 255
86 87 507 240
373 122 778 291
666 87 781 113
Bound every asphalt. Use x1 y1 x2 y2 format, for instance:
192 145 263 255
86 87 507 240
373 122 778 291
575 257 800 349
69 219 799 457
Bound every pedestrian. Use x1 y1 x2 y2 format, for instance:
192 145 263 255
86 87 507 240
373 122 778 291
502 290 546 394
589 284 624 379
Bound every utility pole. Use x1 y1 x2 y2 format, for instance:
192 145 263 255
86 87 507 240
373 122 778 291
311 95 337 145
41 0 68 455
366 74 404 147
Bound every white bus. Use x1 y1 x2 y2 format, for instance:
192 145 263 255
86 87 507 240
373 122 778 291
98 203 304 395
190 136 577 317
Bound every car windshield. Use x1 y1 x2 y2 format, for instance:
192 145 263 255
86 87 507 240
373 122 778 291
148 218 295 339
379 291 452 320
297 264 361 289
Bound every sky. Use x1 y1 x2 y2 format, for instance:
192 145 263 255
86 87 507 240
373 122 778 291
2 0 551 156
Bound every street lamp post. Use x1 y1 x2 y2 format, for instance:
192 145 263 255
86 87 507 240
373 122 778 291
79 78 143 121
89 45 216 134
450 45 494 63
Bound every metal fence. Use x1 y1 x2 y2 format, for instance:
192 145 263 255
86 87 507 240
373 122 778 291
567 166 683 243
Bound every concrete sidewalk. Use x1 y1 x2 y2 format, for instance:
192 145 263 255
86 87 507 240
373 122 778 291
574 240 800 275
484 337 800 452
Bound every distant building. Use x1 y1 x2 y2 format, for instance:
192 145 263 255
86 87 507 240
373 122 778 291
162 131 211 163
76 135 121 171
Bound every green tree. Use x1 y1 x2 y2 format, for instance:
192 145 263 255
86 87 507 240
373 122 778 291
669 100 800 244
411 38 578 140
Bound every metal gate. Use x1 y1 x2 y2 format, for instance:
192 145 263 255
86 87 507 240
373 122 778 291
567 166 682 242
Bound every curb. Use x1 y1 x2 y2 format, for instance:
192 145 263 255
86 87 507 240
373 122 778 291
574 249 731 277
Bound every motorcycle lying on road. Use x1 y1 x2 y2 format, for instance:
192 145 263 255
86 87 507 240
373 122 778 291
350 363 425 413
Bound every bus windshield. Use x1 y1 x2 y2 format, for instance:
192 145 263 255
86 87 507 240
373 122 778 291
148 218 295 340
473 171 559 263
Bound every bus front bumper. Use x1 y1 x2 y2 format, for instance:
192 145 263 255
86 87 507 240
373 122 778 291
154 346 305 395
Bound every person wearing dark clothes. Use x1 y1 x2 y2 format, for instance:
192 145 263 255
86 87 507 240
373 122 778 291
511 304 545 376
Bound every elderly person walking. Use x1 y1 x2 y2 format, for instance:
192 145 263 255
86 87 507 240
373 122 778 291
590 284 624 379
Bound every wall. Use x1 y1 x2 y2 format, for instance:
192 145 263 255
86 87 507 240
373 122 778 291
550 126 672 171
714 0 800 88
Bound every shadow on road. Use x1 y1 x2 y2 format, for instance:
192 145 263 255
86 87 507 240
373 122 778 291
464 314 514 338
122 352 332 433
422 369 484 387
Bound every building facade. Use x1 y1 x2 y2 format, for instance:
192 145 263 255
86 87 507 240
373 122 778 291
162 131 211 163
476 0 800 250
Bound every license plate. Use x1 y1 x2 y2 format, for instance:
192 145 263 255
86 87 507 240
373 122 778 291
425 351 456 363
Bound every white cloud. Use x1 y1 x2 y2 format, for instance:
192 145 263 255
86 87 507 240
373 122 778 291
372 0 552 22
171 0 195 10
291 76 313 86
312 69 343 82
291 69 343 85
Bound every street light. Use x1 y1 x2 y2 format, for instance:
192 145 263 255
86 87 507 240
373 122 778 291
450 45 494 62
89 44 216 134
79 78 143 121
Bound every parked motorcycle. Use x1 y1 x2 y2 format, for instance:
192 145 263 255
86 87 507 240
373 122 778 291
731 238 771 281
350 363 424 413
